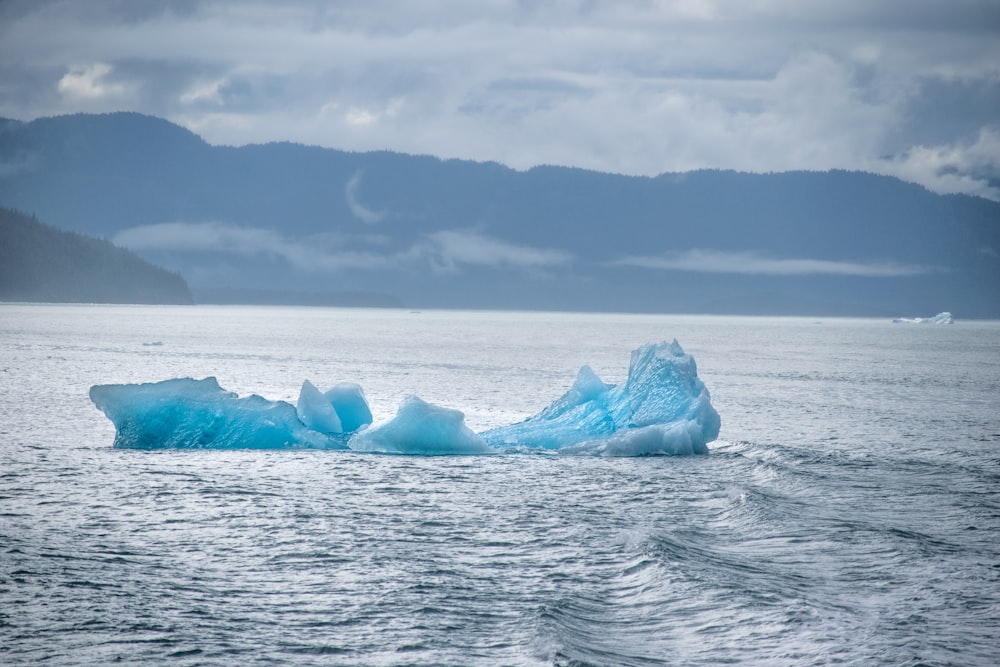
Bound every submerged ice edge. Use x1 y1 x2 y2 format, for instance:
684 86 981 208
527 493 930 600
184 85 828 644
89 340 721 457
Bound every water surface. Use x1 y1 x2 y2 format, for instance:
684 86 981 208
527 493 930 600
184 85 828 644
2 305 998 665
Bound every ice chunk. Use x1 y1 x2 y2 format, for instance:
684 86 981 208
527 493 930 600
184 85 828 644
297 379 343 435
90 377 346 450
348 395 496 456
480 340 719 455
892 311 954 324
324 383 373 432
296 380 370 435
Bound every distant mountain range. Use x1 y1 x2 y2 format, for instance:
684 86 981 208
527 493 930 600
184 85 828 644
0 207 192 304
1 112 997 316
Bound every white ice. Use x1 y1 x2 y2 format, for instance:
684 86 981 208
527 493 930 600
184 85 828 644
892 311 954 324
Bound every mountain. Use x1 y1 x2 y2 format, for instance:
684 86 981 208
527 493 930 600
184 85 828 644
1 112 998 316
0 207 192 304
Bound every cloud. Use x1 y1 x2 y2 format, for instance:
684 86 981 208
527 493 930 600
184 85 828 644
424 229 574 272
115 221 277 254
2 1 999 198
612 249 928 277
112 221 572 275
57 63 126 101
113 221 396 272
877 127 1000 201
179 78 226 106
344 171 386 223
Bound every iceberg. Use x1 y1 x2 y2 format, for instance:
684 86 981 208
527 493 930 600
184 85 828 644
90 341 719 456
892 311 954 324
481 340 719 456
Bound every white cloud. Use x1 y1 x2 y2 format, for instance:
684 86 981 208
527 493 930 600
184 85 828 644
115 221 273 254
425 229 574 272
112 221 572 275
56 63 126 101
113 221 395 272
344 171 386 223
877 127 1000 201
335 98 406 128
179 78 226 106
612 249 929 277
345 108 376 127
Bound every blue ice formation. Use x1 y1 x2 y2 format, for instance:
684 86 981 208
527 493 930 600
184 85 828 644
89 377 351 450
90 340 719 456
892 311 953 324
292 380 374 437
324 382 373 432
480 340 720 456
296 380 343 435
348 395 495 456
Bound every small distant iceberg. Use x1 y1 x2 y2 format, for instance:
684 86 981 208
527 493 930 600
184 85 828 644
90 341 720 457
892 311 954 324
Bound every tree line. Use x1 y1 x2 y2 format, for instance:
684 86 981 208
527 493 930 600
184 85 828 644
0 207 193 304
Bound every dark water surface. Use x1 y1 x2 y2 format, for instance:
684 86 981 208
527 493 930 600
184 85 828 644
2 305 998 665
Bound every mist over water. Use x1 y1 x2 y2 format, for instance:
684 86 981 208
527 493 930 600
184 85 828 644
2 305 998 665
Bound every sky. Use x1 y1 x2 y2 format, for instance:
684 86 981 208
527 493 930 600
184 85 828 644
1 0 999 200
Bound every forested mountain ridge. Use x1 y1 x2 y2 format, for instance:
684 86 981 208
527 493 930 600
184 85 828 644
1 112 997 315
0 208 193 304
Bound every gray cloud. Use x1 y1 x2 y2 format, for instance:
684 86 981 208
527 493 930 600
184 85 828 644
612 249 929 277
2 0 998 198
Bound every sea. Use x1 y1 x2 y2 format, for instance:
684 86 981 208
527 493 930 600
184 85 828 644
1 304 998 666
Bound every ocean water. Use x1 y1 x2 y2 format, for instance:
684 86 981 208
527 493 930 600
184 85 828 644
1 304 999 666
